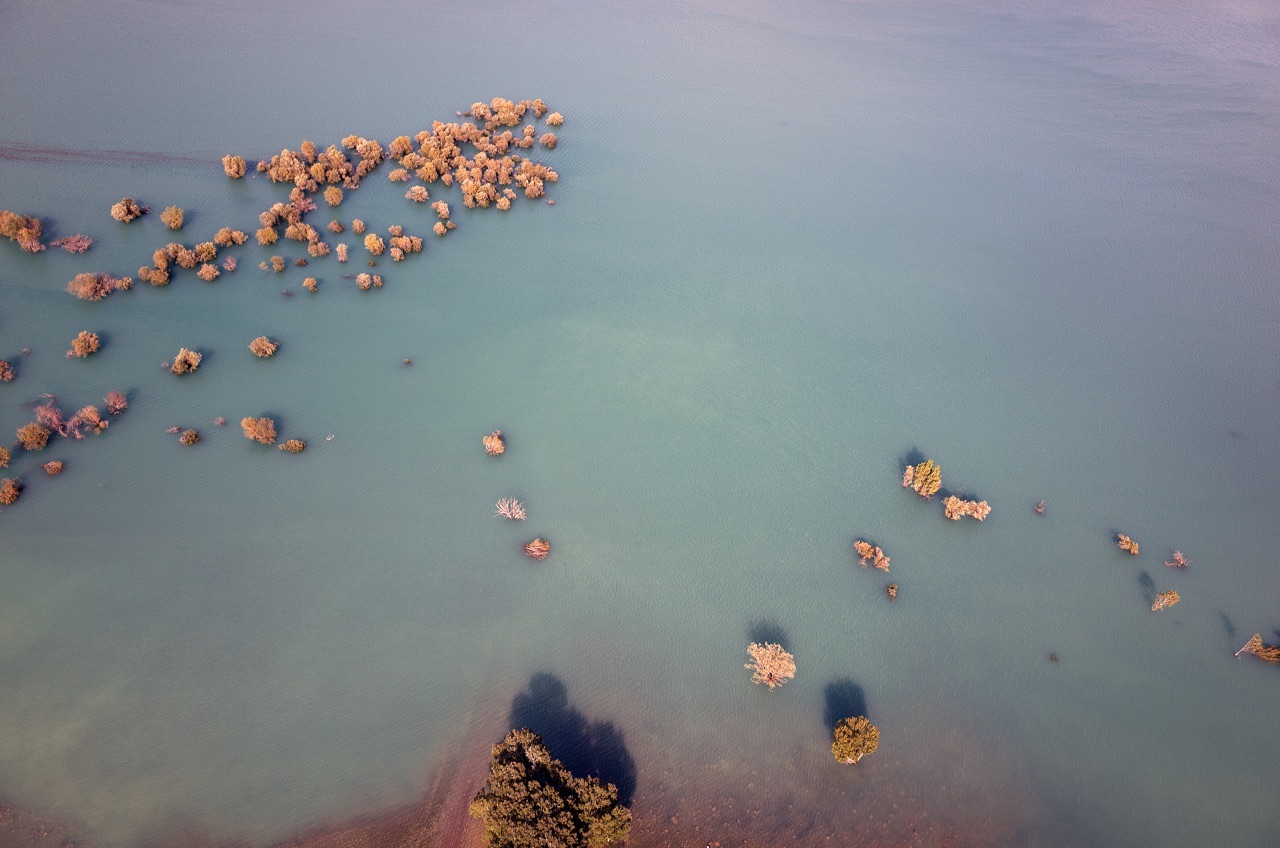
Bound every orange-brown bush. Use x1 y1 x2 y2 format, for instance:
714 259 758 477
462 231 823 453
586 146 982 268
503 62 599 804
170 348 202 375
351 218 366 234
214 227 248 247
279 439 305 453
388 168 410 182
67 272 132 301
483 429 505 456
17 422 50 451
335 243 349 262
324 186 343 206
110 198 144 223
66 331 101 358
355 273 383 290
302 277 318 292
545 112 563 126
179 429 199 446
222 154 247 178
241 417 277 445
0 360 14 383
327 220 344 234
105 391 127 415
0 478 21 505
256 227 279 246
43 460 63 476
248 336 278 357
0 445 9 468
363 234 385 255
0 210 45 252
942 496 991 521
405 186 428 202
540 133 558 149
196 263 220 281
524 538 551 560
854 539 890 572
433 221 447 236
1117 534 1139 555
52 234 92 253
270 256 286 273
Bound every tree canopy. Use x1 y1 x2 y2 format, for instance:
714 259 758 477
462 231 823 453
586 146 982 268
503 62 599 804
831 715 879 764
470 728 632 848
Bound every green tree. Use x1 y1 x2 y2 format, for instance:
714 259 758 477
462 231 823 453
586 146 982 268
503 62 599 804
831 716 879 764
471 728 631 848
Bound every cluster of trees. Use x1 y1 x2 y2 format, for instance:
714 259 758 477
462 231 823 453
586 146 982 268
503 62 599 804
67 272 132 301
470 728 631 848
902 459 941 498
278 439 305 453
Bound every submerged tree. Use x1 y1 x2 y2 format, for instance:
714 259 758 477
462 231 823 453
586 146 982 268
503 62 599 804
241 417 277 445
170 348 202 375
1236 634 1280 665
43 460 63 476
831 716 880 764
496 497 526 520
745 642 796 689
0 210 45 252
902 460 941 499
160 206 184 230
179 429 200 446
222 154 247 178
0 360 13 382
248 336 279 357
66 331 101 358
524 538 550 560
0 477 21 506
279 439 305 453
0 445 10 468
104 391 127 415
484 429 506 456
1117 533 1139 555
67 271 132 301
1151 590 1180 612
17 422 50 451
470 728 632 848
110 197 144 223
1165 551 1189 569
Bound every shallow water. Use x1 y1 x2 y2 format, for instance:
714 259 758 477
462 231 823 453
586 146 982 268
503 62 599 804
1 1 1278 846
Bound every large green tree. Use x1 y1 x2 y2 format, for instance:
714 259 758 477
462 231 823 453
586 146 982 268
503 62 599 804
470 728 632 848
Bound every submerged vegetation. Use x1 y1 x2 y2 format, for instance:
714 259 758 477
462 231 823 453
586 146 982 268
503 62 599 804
524 538 550 560
1117 533 1139 555
0 477 21 505
279 439 305 453
942 495 991 521
1151 590 1180 612
484 429 506 456
0 210 45 252
470 728 631 848
66 331 101 359
496 497 526 520
854 539 890 572
745 642 795 689
248 336 279 357
169 348 202 375
1236 634 1280 664
110 197 144 223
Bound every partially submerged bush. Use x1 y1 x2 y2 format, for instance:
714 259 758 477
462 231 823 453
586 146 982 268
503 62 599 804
66 331 101 358
0 360 14 382
179 429 200 446
110 197 144 223
355 273 383 290
302 277 318 292
745 642 795 689
52 234 92 253
0 446 9 468
160 206 184 230
241 417 277 444
524 538 551 560
248 336 279 357
170 348 202 375
213 227 248 247
67 272 132 301
0 210 45 252
405 185 429 202
1117 533 1139 555
279 439 305 453
196 263 220 281
1151 590 1180 611
854 539 890 571
483 429 505 455
0 477 21 505
256 227 279 246
104 391 127 415
942 496 991 521
17 422 50 451
363 233 385 255
546 112 564 126
323 186 343 206
43 460 63 476
832 716 879 764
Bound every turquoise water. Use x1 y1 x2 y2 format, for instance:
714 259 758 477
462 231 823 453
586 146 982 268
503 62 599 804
2 1 1278 846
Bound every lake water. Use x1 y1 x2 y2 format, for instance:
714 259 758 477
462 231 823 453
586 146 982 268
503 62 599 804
1 1 1278 846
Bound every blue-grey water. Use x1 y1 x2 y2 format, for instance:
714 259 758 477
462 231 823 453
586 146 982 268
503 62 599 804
1 1 1278 846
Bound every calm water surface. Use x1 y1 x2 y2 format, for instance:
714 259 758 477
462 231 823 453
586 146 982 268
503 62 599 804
1 1 1278 846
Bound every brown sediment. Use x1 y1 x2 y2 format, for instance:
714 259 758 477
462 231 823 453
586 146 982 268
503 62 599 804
0 800 93 848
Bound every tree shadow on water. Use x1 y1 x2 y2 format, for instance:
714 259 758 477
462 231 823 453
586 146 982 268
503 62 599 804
823 679 869 730
508 673 637 806
1138 572 1156 609
748 620 790 650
